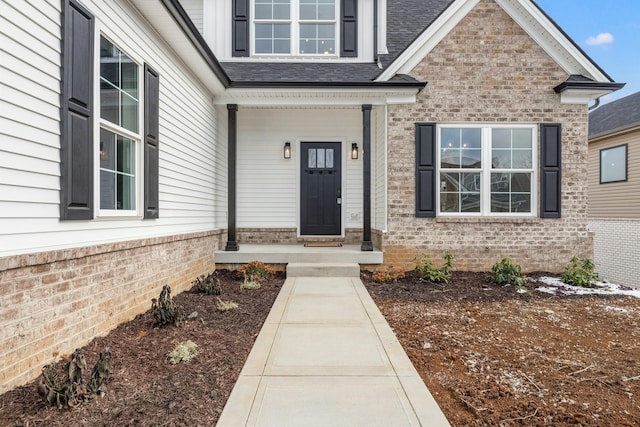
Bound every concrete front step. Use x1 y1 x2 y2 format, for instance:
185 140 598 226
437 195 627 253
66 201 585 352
286 262 360 277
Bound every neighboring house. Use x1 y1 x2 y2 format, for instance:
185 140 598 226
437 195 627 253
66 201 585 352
0 0 623 392
588 92 640 288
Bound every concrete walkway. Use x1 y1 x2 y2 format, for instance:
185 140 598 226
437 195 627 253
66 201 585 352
217 273 450 426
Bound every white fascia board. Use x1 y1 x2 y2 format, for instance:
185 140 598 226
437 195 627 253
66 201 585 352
215 88 418 106
128 0 226 95
375 0 480 81
495 0 610 82
559 88 619 105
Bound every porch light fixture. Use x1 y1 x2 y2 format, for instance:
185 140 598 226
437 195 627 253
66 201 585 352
351 143 359 160
284 142 291 159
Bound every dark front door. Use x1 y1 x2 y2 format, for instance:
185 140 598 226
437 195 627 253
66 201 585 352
300 142 342 235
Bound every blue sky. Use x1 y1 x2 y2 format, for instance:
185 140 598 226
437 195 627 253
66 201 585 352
535 0 639 104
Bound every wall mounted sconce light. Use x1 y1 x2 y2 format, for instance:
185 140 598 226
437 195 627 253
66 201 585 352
351 143 359 160
284 142 291 159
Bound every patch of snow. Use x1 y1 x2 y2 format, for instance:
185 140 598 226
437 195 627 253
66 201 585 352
536 277 640 299
605 306 629 313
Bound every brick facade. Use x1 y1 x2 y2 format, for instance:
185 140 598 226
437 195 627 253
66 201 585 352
0 231 223 394
589 219 640 288
237 228 365 245
382 0 592 272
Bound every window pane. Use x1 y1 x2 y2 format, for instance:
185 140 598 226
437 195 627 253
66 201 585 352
600 145 626 183
100 128 116 170
300 24 316 38
255 23 272 38
318 24 334 38
441 128 460 149
100 36 138 131
274 2 290 19
512 149 532 169
318 4 334 19
492 128 510 148
513 128 532 148
255 39 271 53
319 39 334 54
308 149 316 168
274 39 291 53
441 128 481 169
273 23 290 38
100 170 116 210
255 3 271 19
440 172 480 213
317 148 325 168
300 4 315 19
117 174 135 210
492 149 511 169
325 149 334 168
117 135 135 174
491 173 531 213
300 39 314 54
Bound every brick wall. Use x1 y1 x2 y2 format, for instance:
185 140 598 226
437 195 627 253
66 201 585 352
589 219 640 288
236 228 365 245
0 231 223 394
383 0 592 272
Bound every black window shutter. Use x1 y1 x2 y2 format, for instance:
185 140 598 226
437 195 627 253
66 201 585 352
232 0 250 57
144 64 160 219
540 123 562 218
60 0 94 220
416 123 436 217
341 0 357 57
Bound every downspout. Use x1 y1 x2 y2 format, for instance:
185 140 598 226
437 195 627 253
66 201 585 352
589 97 601 111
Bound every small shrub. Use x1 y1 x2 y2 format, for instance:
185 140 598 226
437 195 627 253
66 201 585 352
38 348 112 409
192 273 222 295
415 253 454 284
562 257 598 288
492 257 526 286
167 340 199 364
151 285 185 327
237 261 275 282
216 298 239 312
241 278 261 289
373 267 406 283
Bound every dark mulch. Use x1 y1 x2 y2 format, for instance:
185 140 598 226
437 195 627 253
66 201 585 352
0 270 284 427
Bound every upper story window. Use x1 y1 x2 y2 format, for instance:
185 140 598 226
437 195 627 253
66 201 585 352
99 36 140 214
253 0 337 55
438 125 536 216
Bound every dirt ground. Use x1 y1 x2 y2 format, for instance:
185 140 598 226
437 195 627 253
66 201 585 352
1 269 639 426
365 271 640 426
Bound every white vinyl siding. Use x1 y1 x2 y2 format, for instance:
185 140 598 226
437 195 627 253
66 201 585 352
372 105 387 231
236 108 363 230
0 0 223 258
181 0 204 34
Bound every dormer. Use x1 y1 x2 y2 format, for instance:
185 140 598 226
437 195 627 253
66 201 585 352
181 0 388 62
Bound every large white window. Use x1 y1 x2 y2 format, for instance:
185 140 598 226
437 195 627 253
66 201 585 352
438 125 536 216
253 0 337 55
99 36 141 215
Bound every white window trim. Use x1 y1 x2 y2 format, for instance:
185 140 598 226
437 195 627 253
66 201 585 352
436 124 538 218
93 31 144 219
251 0 340 57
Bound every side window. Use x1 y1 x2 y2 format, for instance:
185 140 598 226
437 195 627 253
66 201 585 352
99 36 139 213
600 144 627 184
60 0 159 220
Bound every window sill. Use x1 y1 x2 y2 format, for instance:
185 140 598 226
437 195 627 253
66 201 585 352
434 216 542 224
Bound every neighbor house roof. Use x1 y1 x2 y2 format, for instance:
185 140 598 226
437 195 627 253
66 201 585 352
589 91 640 140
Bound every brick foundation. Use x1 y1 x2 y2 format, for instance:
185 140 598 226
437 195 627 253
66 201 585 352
0 230 223 394
236 228 367 245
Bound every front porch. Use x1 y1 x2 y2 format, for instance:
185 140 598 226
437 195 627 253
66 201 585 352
214 244 383 268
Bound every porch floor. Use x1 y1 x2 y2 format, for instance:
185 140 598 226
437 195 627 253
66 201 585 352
214 244 383 266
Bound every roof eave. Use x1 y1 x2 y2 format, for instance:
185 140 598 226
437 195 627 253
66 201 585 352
589 123 640 142
554 81 625 104
227 80 428 90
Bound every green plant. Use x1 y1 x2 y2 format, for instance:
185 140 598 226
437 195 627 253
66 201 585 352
372 267 406 283
167 340 199 364
192 273 222 295
492 257 526 286
562 257 598 288
151 285 185 327
237 261 275 282
216 298 239 312
415 253 454 284
240 278 261 289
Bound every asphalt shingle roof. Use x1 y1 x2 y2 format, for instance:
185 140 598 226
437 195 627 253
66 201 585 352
589 92 640 139
220 0 454 84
